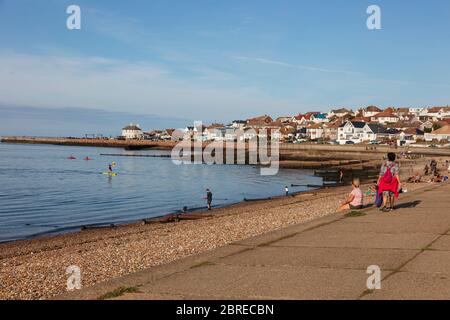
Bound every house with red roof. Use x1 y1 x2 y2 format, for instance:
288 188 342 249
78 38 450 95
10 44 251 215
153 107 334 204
361 105 382 118
371 110 400 124
425 125 450 142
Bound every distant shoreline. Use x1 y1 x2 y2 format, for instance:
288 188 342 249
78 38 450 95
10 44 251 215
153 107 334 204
0 136 175 150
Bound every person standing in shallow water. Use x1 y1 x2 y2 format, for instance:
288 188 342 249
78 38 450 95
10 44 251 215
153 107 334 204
285 186 289 196
339 168 344 183
205 189 213 210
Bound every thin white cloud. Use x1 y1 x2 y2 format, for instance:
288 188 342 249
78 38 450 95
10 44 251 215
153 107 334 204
233 56 363 76
0 52 296 120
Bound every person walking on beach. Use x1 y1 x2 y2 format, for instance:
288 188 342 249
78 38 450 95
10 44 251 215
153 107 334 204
337 178 363 212
285 186 289 196
205 189 213 210
378 152 401 212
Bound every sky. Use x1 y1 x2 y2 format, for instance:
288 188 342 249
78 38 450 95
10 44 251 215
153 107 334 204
1 0 450 135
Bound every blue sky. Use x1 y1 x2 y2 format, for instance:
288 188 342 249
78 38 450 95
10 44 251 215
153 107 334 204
1 0 450 134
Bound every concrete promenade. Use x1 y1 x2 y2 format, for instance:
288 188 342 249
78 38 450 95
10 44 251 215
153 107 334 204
61 183 450 300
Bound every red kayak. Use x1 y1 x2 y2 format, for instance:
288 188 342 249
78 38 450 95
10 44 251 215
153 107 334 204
84 157 93 161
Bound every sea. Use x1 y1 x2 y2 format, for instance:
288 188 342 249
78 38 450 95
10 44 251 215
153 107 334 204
0 142 322 242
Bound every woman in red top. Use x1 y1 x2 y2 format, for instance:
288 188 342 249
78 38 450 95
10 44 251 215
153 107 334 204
378 153 402 212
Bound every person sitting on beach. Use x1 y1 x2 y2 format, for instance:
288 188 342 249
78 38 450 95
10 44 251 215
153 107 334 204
430 174 443 183
407 172 421 183
378 152 401 212
337 178 363 212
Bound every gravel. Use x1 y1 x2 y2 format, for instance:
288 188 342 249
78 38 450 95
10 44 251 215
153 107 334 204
0 157 435 300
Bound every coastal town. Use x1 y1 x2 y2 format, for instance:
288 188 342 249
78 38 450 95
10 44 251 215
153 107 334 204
120 106 450 147
3 0 450 306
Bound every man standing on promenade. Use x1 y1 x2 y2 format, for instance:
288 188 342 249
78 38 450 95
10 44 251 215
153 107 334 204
205 189 213 210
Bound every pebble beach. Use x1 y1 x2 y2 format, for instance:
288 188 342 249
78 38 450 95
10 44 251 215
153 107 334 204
0 174 431 300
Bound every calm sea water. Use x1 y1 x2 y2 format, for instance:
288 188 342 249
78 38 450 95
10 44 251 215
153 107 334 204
0 143 321 242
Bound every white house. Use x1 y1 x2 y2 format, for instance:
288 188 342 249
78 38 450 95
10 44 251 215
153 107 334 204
398 128 424 145
362 123 389 142
306 124 324 140
337 121 366 144
328 108 353 119
243 128 258 141
121 124 143 139
224 128 241 141
230 120 247 129
425 125 450 142
394 108 411 121
203 124 226 141
420 107 450 121
371 111 399 124
409 107 424 117
361 106 382 118
292 114 309 126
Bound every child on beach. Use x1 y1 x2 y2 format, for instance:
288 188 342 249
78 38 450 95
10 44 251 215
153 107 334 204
337 178 363 212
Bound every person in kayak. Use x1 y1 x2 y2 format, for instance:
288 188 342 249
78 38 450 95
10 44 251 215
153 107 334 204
108 163 113 173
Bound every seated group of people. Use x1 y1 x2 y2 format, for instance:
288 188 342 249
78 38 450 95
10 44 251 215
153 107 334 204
407 173 421 183
338 152 401 213
338 154 450 213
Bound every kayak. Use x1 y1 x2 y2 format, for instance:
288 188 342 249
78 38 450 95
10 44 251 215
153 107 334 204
84 157 93 161
102 172 117 176
68 156 76 160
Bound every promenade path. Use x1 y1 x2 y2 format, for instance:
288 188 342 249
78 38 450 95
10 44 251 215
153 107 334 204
61 183 450 300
